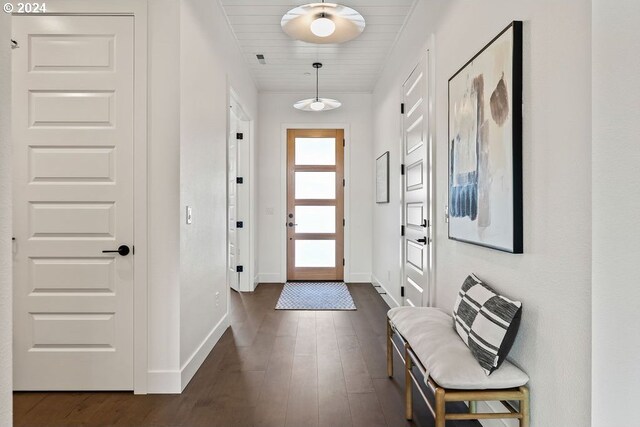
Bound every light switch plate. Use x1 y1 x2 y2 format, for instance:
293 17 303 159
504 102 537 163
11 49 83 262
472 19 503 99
186 206 193 224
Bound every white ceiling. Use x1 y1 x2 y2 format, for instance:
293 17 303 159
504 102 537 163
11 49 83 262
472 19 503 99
220 0 417 93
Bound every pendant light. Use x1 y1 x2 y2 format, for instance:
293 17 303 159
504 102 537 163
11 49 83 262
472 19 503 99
281 1 366 44
294 63 341 112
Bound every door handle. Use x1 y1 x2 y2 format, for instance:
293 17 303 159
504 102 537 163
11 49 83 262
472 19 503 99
416 237 427 245
102 245 130 256
288 222 298 227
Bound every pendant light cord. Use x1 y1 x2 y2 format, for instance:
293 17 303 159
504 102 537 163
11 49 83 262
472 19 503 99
316 65 319 102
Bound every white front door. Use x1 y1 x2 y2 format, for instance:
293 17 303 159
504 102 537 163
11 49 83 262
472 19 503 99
12 15 135 390
228 108 240 292
402 54 431 307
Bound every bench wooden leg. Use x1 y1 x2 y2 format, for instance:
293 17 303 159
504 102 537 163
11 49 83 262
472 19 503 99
404 343 412 420
519 386 530 427
387 319 393 378
469 400 477 413
435 387 446 427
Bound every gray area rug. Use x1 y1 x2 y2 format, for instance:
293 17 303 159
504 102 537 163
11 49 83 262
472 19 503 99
275 282 356 310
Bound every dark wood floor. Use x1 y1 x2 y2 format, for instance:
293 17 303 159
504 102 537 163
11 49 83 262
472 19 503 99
14 283 479 427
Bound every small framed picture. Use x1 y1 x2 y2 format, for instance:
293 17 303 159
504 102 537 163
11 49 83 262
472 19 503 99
376 151 389 204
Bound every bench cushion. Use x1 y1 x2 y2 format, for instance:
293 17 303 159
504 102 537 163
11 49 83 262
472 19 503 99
388 306 529 390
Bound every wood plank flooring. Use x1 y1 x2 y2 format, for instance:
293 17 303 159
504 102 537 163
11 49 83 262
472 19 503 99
14 283 480 427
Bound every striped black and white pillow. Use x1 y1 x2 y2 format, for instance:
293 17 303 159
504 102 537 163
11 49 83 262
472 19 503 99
452 274 522 375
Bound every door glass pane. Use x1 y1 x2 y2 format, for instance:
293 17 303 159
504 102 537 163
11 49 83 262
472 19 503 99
295 172 335 199
295 240 335 267
295 137 335 165
295 206 335 234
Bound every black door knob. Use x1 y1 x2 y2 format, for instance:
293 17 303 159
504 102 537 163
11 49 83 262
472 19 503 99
102 245 130 256
416 237 427 244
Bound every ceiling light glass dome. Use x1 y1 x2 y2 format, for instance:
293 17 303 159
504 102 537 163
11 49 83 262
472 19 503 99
281 1 366 44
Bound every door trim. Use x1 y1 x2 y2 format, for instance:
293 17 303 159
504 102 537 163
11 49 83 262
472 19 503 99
27 0 149 393
279 123 351 283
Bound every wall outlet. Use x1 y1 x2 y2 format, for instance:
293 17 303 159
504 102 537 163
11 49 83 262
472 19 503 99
215 291 220 307
266 207 274 215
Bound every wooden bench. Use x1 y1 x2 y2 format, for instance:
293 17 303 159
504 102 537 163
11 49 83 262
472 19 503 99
387 307 530 427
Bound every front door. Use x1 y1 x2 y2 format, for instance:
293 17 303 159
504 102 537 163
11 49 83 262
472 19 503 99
287 129 344 281
12 15 135 390
402 54 431 307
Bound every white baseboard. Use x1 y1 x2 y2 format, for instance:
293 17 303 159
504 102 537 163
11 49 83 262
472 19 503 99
147 370 181 394
371 274 400 308
348 273 371 283
258 273 282 283
180 313 229 391
477 401 517 427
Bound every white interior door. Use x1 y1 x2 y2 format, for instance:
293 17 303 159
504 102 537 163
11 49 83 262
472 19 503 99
228 108 240 292
402 54 431 307
12 15 135 390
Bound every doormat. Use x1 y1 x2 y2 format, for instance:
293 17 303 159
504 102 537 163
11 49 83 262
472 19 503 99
275 282 356 310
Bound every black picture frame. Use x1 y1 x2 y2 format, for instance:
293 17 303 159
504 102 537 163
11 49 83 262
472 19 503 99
447 21 524 254
376 151 390 204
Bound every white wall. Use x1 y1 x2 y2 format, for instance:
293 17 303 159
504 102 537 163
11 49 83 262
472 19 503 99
147 0 182 389
0 11 13 427
257 93 373 283
178 0 258 385
592 1 640 425
371 0 447 306
373 1 592 426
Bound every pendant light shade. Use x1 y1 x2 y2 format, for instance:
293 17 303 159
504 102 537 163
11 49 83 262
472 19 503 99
294 63 341 112
281 1 365 44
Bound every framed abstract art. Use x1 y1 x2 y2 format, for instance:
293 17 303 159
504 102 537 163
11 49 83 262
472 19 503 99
448 21 523 253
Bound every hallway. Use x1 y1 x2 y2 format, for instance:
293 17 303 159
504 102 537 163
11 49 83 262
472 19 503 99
14 284 477 427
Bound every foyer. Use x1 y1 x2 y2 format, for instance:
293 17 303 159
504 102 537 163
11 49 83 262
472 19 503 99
0 1 638 427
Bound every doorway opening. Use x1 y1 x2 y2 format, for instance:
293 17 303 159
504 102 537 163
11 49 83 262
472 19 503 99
286 129 345 281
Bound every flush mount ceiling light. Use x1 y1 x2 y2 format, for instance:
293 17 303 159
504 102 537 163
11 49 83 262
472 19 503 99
294 63 341 112
281 1 365 44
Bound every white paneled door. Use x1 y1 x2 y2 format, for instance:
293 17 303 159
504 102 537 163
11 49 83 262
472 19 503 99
228 107 240 293
402 54 431 308
12 15 135 390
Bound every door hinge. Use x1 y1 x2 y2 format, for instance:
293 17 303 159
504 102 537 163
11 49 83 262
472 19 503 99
401 286 405 297
342 178 345 187
236 221 244 229
401 103 405 114
401 164 405 175
236 265 244 273
343 138 345 147
401 225 405 236
343 218 345 227
342 258 345 266
132 245 135 255
236 177 244 184
236 132 244 140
